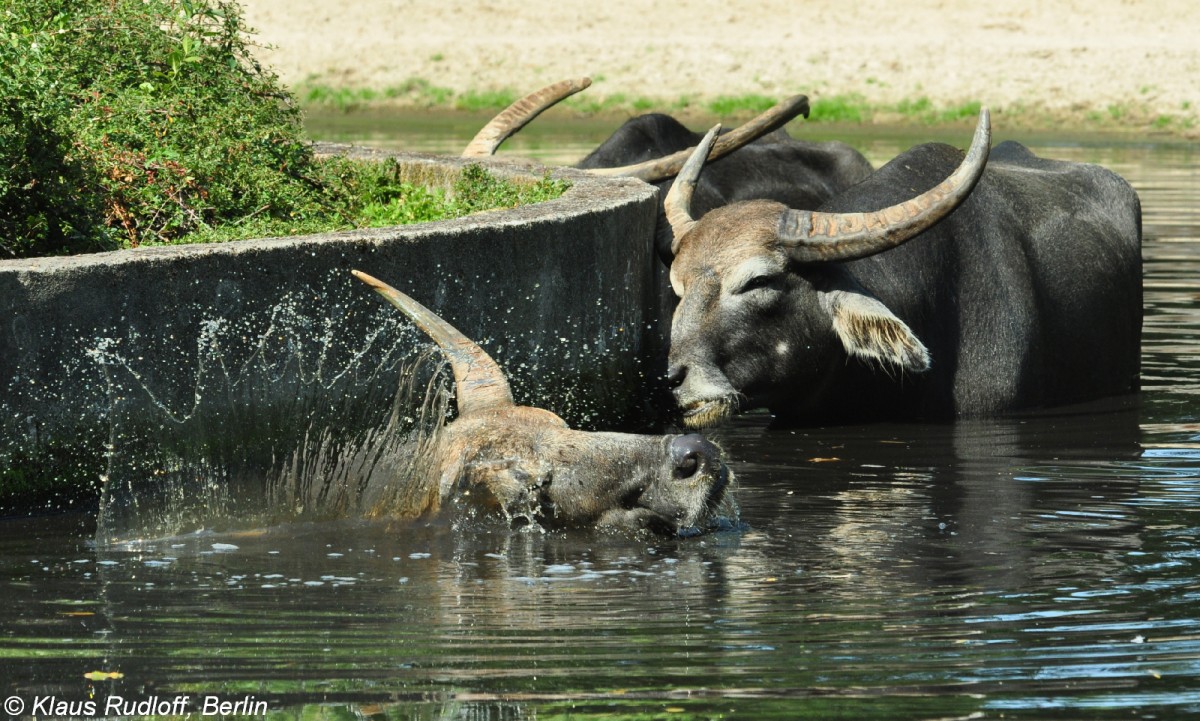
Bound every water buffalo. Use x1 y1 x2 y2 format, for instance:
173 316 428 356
661 110 1143 426
351 270 731 535
464 79 872 261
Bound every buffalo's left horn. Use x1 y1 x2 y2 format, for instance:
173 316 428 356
462 78 593 157
351 270 515 416
587 94 811 182
661 125 721 255
776 107 991 262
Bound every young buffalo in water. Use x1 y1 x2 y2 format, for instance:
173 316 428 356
351 271 731 535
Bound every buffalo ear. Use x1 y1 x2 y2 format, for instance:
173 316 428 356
818 288 931 372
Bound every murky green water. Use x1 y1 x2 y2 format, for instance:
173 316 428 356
2 114 1198 719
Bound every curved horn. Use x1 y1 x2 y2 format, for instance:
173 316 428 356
351 270 514 416
461 78 592 157
661 124 721 255
777 107 992 263
586 94 810 182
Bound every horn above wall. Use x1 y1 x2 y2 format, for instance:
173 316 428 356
462 77 594 158
585 95 811 182
462 78 810 184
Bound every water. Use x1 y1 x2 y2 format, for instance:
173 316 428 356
2 115 1199 719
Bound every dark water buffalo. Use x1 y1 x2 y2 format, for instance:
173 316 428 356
576 111 873 262
661 111 1143 426
351 271 731 535
464 79 871 261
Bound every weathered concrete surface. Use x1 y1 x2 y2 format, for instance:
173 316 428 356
0 149 661 512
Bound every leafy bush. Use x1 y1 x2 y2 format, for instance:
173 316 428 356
1 0 324 255
0 0 568 258
0 7 107 256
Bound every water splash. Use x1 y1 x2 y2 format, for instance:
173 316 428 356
268 348 451 521
93 292 453 545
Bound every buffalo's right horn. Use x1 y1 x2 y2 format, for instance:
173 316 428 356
586 94 811 182
661 125 721 255
776 108 992 262
462 77 593 157
351 270 515 416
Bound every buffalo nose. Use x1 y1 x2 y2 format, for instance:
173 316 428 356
666 364 688 389
670 434 720 479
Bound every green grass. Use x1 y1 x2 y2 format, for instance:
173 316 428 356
298 77 457 112
172 162 571 245
295 76 1200 137
893 96 933 117
302 85 385 108
890 97 983 124
706 94 778 116
454 88 520 112
809 94 868 123
353 163 569 229
933 101 984 123
563 92 636 115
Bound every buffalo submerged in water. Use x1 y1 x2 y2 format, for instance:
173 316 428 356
659 111 1143 426
463 82 1142 425
351 271 732 536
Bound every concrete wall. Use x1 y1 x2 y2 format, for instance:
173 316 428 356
0 149 662 511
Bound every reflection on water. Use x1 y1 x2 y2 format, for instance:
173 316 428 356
2 119 1199 719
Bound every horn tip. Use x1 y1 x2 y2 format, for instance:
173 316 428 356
973 106 992 148
699 125 722 158
974 106 991 135
787 94 811 118
350 269 386 290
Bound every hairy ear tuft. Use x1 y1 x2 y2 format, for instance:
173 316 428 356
823 291 931 372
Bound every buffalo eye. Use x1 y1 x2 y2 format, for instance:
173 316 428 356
735 274 783 295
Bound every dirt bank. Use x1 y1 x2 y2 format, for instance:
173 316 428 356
239 0 1199 134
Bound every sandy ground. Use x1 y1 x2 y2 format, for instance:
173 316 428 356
238 0 1199 133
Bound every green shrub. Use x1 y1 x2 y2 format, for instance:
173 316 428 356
0 1 570 257
0 8 109 256
1 0 333 256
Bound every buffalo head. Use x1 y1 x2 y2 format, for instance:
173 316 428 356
662 110 992 428
352 271 731 535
